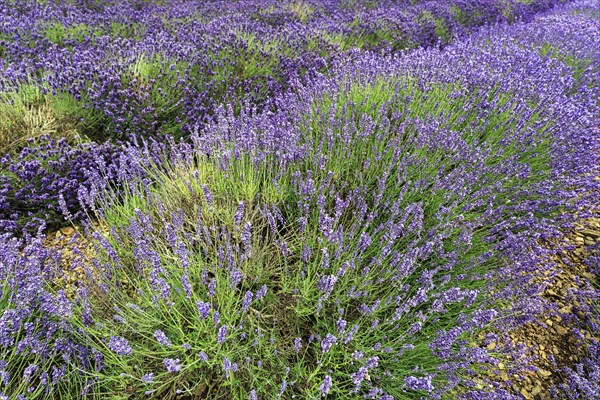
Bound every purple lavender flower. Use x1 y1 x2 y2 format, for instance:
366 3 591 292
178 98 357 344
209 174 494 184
317 275 337 297
196 300 211 319
208 279 217 297
365 356 379 369
163 358 181 373
154 330 172 348
201 185 213 208
234 202 245 227
199 351 208 362
255 285 268 301
217 325 228 344
319 375 333 397
241 222 252 255
141 373 154 383
223 357 237 379
279 378 287 395
108 336 132 356
181 274 193 298
294 337 302 353
321 333 337 354
351 367 368 392
336 319 347 334
343 325 359 345
22 364 38 383
242 291 253 313
405 375 434 392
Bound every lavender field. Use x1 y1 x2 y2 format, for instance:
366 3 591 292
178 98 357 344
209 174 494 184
0 0 599 399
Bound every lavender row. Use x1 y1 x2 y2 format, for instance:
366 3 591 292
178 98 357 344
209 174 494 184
1 2 597 399
0 0 576 236
0 0 570 142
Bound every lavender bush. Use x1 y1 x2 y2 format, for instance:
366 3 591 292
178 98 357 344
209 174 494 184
0 0 573 233
0 0 598 399
0 0 570 142
0 137 118 235
0 231 99 399
59 3 598 398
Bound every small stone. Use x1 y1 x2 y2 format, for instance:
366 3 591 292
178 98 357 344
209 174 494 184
580 229 599 238
559 305 573 314
61 227 75 236
521 387 533 399
554 325 568 335
531 386 542 396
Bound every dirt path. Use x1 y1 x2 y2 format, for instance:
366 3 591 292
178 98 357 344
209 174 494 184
507 218 599 399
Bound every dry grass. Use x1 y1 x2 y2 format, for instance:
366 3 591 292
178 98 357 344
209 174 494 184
0 85 85 154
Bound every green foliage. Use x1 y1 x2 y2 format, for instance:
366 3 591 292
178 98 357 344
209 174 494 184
42 22 98 46
285 0 316 22
340 0 380 10
101 155 288 232
114 38 307 138
450 6 483 27
41 21 145 47
0 83 101 154
419 11 451 43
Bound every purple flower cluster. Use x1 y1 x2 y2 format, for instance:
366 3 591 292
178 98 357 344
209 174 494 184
108 336 132 356
0 0 566 144
0 0 598 399
162 358 181 373
0 137 120 235
66 0 597 395
0 234 99 395
153 330 172 348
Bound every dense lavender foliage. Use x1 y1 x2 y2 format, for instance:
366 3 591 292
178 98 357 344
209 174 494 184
0 0 598 399
0 231 100 398
0 0 570 141
0 138 119 234
0 0 572 236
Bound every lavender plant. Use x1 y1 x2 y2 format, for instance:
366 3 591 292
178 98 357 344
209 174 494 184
0 137 118 235
0 1 598 400
0 0 570 142
67 8 598 397
0 231 99 399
